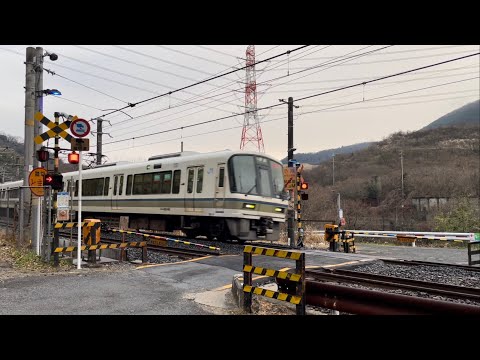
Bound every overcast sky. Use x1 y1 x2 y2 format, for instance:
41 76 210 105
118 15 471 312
0 45 479 164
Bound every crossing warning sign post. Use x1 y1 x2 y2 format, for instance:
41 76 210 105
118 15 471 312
28 167 47 197
69 118 90 270
34 112 75 144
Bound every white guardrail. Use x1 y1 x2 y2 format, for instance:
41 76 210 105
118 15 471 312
311 229 480 242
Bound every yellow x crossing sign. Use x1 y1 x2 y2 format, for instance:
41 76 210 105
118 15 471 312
34 112 77 144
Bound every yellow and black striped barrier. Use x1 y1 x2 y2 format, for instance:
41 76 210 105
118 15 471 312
109 228 220 252
54 221 99 229
243 246 305 315
243 245 301 260
243 285 302 305
243 265 301 282
54 241 147 253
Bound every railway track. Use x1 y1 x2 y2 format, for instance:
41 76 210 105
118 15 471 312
304 260 480 314
305 268 480 302
381 258 480 272
58 230 219 259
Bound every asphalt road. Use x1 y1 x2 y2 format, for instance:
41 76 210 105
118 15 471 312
0 243 472 314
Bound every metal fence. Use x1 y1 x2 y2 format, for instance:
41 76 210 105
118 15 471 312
0 186 52 260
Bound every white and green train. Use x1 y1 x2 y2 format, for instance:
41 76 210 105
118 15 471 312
61 150 287 242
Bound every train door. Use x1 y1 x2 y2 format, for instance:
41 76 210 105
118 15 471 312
214 163 226 209
111 174 124 210
184 166 204 212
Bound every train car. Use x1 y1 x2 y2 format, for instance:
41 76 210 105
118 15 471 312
63 150 288 242
0 180 23 216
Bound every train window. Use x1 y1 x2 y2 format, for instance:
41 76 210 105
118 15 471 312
172 170 181 194
126 175 132 195
113 176 118 196
75 180 78 196
143 173 153 194
152 173 161 194
119 175 124 195
258 167 272 197
196 168 204 193
229 156 257 195
162 172 172 194
133 174 143 195
187 169 194 193
104 177 110 196
218 168 225 187
270 160 284 196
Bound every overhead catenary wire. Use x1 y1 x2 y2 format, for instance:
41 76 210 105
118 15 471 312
108 46 334 130
105 92 479 154
89 45 310 119
44 68 129 104
98 52 479 147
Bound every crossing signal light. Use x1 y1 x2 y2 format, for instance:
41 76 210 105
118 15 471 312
68 151 79 164
36 148 49 162
44 174 63 190
300 182 309 190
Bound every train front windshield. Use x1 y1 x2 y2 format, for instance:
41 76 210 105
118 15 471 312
228 155 285 198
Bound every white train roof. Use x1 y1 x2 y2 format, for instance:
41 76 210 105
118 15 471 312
62 150 282 177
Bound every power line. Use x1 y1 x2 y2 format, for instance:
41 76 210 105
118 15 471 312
104 93 479 154
271 49 480 71
155 45 233 68
49 58 242 114
91 45 309 118
300 77 479 116
113 45 235 80
44 68 129 104
99 52 479 147
295 52 480 103
108 46 333 130
50 96 104 110
270 64 480 86
74 45 233 87
49 62 163 95
268 70 480 94
266 45 477 62
194 45 238 58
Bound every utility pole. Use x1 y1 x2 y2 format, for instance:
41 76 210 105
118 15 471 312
92 117 110 165
287 97 295 247
96 118 103 165
400 149 404 230
400 150 404 200
31 46 44 252
280 96 299 247
332 153 335 186
22 47 36 245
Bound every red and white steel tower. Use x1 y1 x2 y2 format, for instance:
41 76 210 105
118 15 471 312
240 45 265 153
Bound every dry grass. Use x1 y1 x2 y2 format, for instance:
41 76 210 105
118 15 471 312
278 228 329 249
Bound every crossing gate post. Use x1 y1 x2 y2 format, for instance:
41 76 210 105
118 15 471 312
242 246 305 315
243 251 253 313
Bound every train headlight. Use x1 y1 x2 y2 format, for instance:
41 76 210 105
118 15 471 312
274 207 284 213
243 203 256 209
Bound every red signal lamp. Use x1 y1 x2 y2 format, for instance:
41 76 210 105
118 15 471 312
300 182 309 190
36 148 49 162
68 151 79 164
